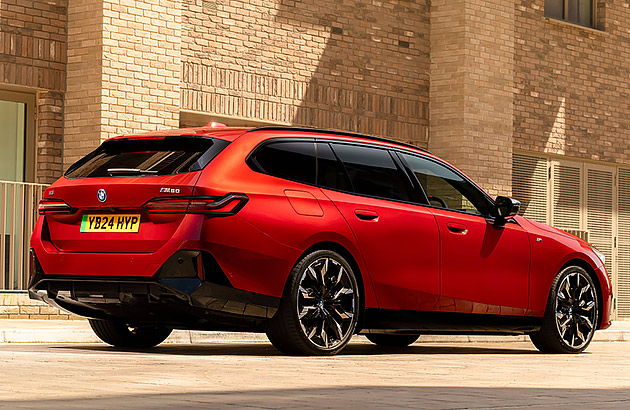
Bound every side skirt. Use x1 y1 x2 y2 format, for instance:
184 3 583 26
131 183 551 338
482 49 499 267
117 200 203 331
360 308 542 335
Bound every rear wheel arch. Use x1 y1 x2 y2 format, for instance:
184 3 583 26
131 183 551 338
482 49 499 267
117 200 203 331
559 258 604 329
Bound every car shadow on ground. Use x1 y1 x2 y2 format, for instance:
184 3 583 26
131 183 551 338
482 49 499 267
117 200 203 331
1 385 628 409
50 342 540 356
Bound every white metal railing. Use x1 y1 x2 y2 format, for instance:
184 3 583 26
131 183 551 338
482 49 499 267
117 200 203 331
1 181 47 291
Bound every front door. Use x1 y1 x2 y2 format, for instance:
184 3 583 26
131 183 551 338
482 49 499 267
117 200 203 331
397 152 530 315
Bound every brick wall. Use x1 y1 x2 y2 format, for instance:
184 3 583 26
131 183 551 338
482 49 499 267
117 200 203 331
514 0 630 165
429 0 515 198
0 0 67 184
181 0 430 146
64 0 182 168
0 293 82 320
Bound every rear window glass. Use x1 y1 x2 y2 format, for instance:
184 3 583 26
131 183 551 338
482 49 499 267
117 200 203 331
251 141 316 185
65 137 229 178
331 143 414 202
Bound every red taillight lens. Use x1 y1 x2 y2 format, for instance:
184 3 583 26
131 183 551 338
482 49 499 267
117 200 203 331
38 199 73 214
143 193 248 215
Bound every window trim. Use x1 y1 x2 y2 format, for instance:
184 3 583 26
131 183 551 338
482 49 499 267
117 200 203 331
545 0 597 29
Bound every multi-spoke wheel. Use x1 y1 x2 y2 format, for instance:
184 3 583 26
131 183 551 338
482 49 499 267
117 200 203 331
529 265 598 354
88 319 172 348
266 250 360 355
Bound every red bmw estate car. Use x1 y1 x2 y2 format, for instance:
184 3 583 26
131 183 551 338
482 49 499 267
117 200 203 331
29 125 612 355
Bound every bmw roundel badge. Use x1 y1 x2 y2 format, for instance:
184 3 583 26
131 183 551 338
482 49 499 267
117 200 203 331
97 189 107 203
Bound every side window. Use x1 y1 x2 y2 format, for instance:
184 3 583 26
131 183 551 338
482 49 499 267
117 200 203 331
331 143 414 202
398 152 493 216
316 143 352 192
252 141 316 185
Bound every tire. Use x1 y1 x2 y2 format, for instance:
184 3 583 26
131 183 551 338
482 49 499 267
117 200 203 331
366 333 420 347
89 319 172 348
266 250 360 356
529 265 598 354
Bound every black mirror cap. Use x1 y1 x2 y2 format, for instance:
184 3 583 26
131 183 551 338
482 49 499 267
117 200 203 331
495 196 520 223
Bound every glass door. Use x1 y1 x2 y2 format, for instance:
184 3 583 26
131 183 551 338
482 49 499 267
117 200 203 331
0 100 26 182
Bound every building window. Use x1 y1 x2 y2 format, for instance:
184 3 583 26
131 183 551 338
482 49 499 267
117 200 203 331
545 0 594 28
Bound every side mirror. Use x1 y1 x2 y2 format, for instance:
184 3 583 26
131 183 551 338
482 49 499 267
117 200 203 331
495 196 520 224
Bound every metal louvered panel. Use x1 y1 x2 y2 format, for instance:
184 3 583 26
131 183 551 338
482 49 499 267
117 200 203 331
512 154 548 223
617 168 630 318
552 163 581 231
586 168 614 282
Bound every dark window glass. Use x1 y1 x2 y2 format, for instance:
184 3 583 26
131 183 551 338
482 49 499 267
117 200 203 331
544 0 564 20
399 152 493 216
545 0 593 27
316 143 351 192
331 143 414 202
65 137 228 178
253 141 316 185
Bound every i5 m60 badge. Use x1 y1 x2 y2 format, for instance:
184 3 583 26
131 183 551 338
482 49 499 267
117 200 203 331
80 214 141 233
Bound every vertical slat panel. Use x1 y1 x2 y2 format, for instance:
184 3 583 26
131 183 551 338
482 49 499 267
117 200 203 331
16 184 25 289
8 183 16 290
0 183 5 290
586 168 614 282
617 168 630 318
22 184 34 289
552 162 582 230
0 181 47 291
512 153 548 223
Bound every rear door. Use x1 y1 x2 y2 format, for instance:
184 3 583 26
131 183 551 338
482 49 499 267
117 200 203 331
319 142 441 311
43 136 229 253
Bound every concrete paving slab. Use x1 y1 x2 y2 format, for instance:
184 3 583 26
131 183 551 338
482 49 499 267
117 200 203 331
0 341 629 409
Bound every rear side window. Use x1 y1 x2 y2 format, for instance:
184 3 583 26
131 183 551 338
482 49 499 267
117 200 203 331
330 143 414 202
65 136 229 178
316 143 352 192
250 141 316 185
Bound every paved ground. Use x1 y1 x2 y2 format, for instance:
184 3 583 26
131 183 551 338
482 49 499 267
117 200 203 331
1 340 629 409
2 319 630 343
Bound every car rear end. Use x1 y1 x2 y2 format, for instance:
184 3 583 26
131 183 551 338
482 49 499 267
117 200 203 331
29 128 279 330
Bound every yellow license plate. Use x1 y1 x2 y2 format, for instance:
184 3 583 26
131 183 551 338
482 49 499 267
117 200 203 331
80 214 141 233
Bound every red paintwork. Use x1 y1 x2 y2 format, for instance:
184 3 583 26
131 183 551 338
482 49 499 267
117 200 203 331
30 127 613 329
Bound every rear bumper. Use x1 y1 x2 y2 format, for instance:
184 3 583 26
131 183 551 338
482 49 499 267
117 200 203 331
28 251 279 331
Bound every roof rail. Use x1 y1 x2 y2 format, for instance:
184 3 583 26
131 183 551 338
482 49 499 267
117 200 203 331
246 126 430 153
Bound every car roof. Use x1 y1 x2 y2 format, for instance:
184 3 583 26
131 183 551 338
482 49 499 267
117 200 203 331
108 126 251 142
108 125 431 154
246 127 431 153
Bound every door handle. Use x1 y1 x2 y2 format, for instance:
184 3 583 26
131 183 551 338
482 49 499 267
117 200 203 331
446 223 467 234
355 209 379 221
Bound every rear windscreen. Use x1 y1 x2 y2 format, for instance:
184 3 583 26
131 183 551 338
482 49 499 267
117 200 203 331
64 136 230 178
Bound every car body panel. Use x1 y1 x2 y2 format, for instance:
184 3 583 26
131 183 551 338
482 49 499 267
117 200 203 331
431 210 530 316
30 126 613 335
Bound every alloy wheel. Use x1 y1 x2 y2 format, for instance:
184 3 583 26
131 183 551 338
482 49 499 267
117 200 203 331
554 270 597 349
296 256 357 350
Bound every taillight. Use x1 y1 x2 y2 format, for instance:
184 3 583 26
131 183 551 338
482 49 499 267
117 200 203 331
143 193 248 215
38 199 73 214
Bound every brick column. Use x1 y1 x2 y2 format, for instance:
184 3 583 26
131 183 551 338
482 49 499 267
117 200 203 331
429 0 515 197
64 0 182 168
